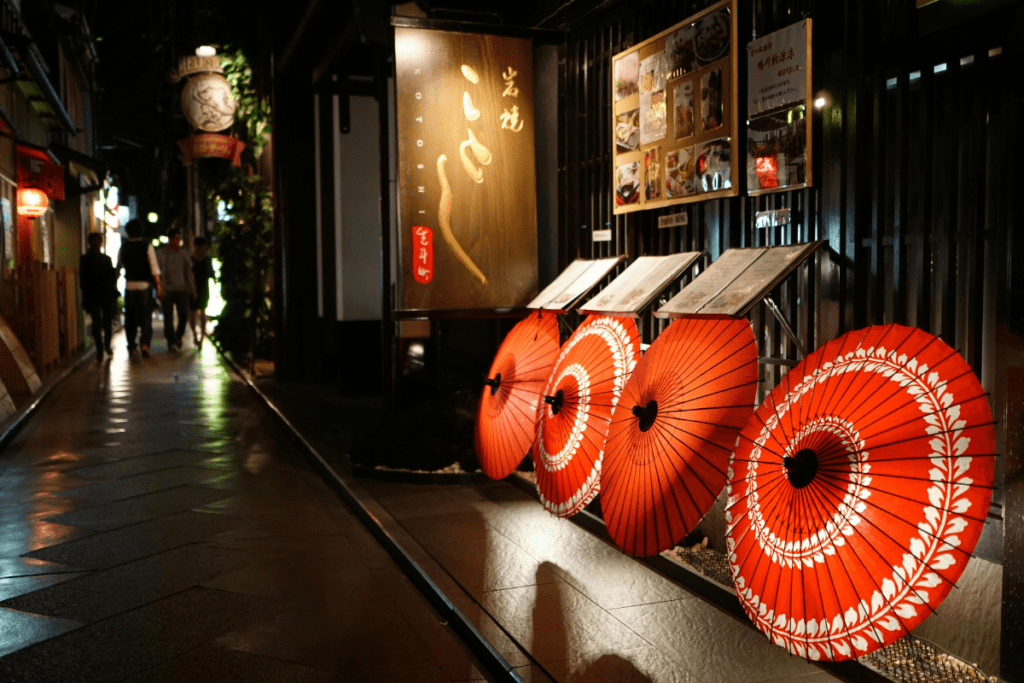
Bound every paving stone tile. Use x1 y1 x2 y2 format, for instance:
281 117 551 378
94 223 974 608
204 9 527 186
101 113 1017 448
760 672 845 683
22 510 248 569
469 489 697 610
403 514 561 594
0 606 81 658
543 644 703 683
0 520 92 555
3 544 261 623
11 587 280 682
610 599 828 683
0 573 87 602
58 466 235 502
476 579 651 666
65 450 227 480
0 557 85 579
214 598 448 682
513 665 559 683
118 644 334 683
44 485 233 531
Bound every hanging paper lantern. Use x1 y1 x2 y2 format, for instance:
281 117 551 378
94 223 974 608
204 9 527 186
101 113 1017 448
17 187 48 217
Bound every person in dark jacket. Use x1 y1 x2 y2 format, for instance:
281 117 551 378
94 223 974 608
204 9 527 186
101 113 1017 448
189 236 213 349
79 232 117 359
117 219 163 357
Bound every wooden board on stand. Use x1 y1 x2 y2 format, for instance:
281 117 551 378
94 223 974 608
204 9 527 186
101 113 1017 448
579 252 703 317
655 242 822 318
527 257 623 313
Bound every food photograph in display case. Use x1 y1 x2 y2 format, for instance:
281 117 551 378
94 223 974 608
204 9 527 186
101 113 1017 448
641 88 668 145
645 147 662 201
695 8 730 66
639 51 667 94
612 0 738 214
614 51 639 101
701 68 724 133
673 81 694 139
697 138 732 193
616 161 641 206
666 24 696 79
747 105 809 193
666 146 697 198
615 108 641 153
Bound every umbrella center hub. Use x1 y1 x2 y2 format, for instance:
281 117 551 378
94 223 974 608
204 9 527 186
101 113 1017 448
483 373 502 395
783 448 818 489
544 389 565 415
631 400 659 432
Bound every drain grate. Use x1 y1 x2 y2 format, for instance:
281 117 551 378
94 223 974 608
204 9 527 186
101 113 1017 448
863 635 996 683
671 545 996 683
673 543 733 587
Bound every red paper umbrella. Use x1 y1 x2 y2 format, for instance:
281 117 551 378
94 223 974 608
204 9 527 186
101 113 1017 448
476 310 561 480
534 315 640 517
602 317 759 556
726 324 995 662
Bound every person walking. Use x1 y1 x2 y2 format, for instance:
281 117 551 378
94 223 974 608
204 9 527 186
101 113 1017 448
117 219 163 358
79 232 118 359
157 228 195 352
189 236 213 349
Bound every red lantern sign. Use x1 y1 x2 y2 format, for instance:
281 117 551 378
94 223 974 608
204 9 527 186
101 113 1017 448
17 187 48 217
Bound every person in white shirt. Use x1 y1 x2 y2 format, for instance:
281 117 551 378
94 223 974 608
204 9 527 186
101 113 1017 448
117 219 163 357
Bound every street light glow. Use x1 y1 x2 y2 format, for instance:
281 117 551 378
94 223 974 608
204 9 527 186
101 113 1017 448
195 45 216 57
147 212 159 223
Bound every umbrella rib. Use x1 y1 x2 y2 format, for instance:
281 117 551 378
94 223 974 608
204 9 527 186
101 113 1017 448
802 388 989 462
651 419 714 529
814 465 997 492
659 380 762 411
816 337 958 434
726 470 815 627
807 473 951 619
649 419 731 479
798 479 899 652
808 422 997 469
813 467 989 546
815 328 945 433
761 477 800 645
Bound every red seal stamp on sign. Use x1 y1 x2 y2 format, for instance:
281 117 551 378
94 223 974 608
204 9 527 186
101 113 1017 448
412 226 434 284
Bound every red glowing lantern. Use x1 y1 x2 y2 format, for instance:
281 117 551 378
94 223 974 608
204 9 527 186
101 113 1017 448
17 187 48 217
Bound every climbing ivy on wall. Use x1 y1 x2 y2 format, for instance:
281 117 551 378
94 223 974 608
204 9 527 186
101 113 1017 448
201 47 273 364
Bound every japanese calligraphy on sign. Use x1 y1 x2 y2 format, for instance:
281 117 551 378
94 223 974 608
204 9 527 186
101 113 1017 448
747 19 810 115
412 225 434 283
394 27 538 315
746 19 813 195
612 0 738 215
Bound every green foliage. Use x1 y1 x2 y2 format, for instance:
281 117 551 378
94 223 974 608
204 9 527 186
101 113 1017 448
202 47 273 362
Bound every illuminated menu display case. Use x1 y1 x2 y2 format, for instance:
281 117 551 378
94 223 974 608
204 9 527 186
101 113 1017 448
611 0 739 214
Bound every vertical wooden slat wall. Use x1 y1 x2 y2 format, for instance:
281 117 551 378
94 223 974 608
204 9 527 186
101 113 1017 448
558 0 1021 566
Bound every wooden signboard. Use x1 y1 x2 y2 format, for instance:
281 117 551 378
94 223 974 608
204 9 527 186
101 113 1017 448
612 0 739 214
579 252 702 317
394 27 538 315
527 257 622 313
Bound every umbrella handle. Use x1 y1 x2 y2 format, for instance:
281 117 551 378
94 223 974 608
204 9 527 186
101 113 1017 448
783 448 818 489
631 400 659 432
483 373 502 395
544 389 565 415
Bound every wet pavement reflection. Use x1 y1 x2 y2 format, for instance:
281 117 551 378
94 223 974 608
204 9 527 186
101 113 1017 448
0 330 486 682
